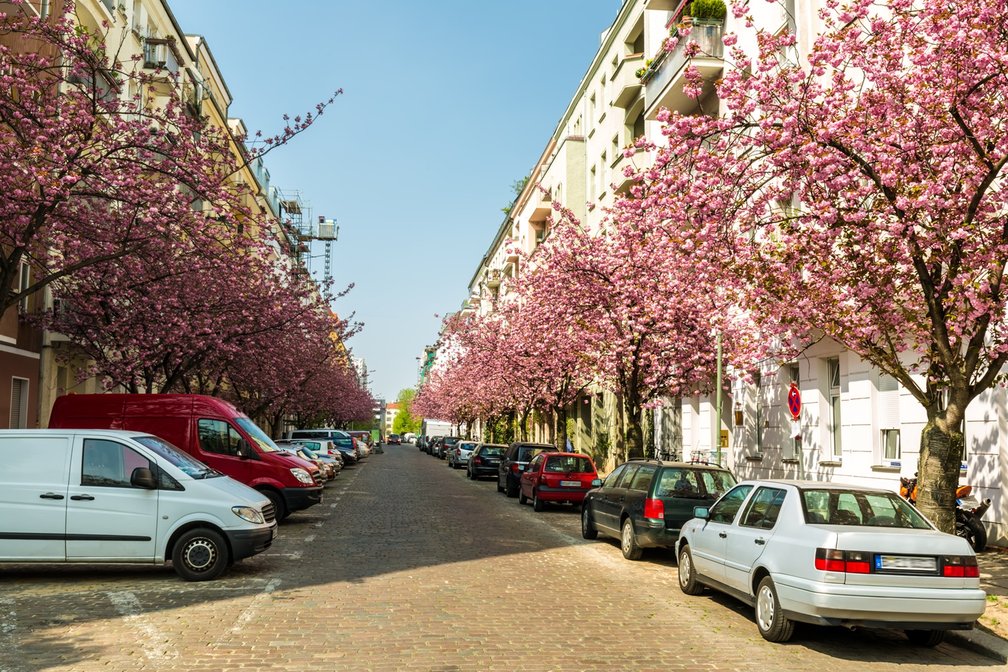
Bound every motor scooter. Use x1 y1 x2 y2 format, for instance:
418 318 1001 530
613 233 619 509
899 474 990 551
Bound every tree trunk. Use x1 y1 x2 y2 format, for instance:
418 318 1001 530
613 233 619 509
625 403 644 459
643 406 655 459
554 405 568 451
916 419 962 535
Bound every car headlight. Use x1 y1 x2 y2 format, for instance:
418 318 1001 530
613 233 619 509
232 506 265 524
290 468 314 485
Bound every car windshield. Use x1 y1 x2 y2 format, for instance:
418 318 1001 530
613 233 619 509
443 437 459 445
656 468 705 498
235 417 280 453
135 436 220 479
801 488 932 528
545 456 593 473
300 448 319 459
459 442 477 450
481 447 504 457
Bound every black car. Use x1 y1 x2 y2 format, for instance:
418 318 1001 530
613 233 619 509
439 436 461 460
388 433 402 445
497 442 554 497
427 436 443 456
467 443 507 480
581 459 736 560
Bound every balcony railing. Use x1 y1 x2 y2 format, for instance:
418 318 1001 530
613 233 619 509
644 21 724 119
143 38 180 75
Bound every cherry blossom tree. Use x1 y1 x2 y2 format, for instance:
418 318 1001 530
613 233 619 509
0 4 339 314
657 0 1008 530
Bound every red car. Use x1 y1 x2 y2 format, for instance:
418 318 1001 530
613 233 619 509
519 452 600 511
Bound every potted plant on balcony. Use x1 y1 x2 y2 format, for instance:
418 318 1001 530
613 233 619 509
689 0 727 25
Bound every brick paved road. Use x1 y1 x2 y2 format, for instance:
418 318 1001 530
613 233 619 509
0 446 1000 671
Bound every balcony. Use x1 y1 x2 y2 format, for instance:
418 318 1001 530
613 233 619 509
143 38 181 76
530 189 552 223
644 21 724 120
612 53 644 109
644 0 684 9
485 268 502 289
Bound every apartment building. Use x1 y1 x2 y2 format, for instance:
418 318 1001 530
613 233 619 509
459 0 1006 545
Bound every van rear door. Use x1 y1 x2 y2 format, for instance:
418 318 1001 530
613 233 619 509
66 436 158 561
0 434 72 561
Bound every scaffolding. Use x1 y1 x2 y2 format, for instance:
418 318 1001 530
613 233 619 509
273 187 338 284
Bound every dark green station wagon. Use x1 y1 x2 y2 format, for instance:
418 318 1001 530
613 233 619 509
581 459 737 560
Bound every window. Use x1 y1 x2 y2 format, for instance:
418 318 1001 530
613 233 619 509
698 469 736 499
611 134 619 161
628 464 657 491
589 165 597 201
708 484 754 524
655 468 699 497
81 439 152 488
18 262 30 312
612 464 637 489
545 456 593 473
589 94 596 126
740 487 787 529
827 357 842 457
881 428 900 461
197 419 242 456
9 378 28 428
600 152 607 194
753 371 763 454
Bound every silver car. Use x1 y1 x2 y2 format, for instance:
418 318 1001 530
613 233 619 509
676 480 986 645
447 440 478 469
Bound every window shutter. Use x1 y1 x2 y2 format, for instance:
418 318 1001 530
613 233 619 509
9 379 25 428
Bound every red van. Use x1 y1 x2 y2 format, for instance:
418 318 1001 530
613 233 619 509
49 394 322 520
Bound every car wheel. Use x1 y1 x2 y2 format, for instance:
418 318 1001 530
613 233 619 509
905 629 946 647
172 528 229 582
581 505 599 540
506 478 519 498
519 488 528 505
958 517 988 553
677 545 704 595
261 489 287 521
755 576 794 642
533 491 545 512
620 518 643 560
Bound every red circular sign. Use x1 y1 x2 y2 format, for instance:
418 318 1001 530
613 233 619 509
787 383 801 420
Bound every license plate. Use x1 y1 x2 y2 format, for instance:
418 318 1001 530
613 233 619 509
877 555 936 571
560 480 581 487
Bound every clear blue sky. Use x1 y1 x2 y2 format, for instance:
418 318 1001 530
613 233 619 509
168 0 620 402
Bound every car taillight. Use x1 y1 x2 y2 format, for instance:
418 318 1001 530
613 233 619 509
942 556 980 578
474 457 483 465
643 498 665 520
511 463 520 473
455 448 461 456
814 548 871 573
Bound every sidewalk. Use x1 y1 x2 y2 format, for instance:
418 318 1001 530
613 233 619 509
948 545 1008 662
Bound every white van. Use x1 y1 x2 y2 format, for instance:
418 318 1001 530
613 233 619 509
0 429 277 581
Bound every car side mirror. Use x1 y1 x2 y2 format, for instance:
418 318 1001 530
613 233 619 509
238 439 257 459
130 467 157 490
591 478 602 488
693 506 710 520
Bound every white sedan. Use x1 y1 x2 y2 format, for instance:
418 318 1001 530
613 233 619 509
676 480 986 645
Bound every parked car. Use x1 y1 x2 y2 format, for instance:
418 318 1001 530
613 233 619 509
0 429 277 581
447 440 478 469
388 433 402 445
347 430 373 447
467 443 507 480
439 436 461 461
276 442 340 481
417 436 428 452
428 436 444 457
498 442 555 497
676 480 986 644
519 452 600 511
581 459 737 560
50 394 324 522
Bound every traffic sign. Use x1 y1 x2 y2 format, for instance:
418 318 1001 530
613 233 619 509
787 383 801 420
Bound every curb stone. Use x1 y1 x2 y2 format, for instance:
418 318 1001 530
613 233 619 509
947 628 1008 663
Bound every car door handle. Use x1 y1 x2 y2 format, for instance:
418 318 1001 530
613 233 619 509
70 494 95 501
39 492 64 500
754 538 766 545
718 532 727 538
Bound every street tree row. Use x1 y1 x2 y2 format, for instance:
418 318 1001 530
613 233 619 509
415 0 1008 533
0 4 372 426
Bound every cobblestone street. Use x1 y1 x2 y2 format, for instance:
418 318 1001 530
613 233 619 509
0 447 1001 672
